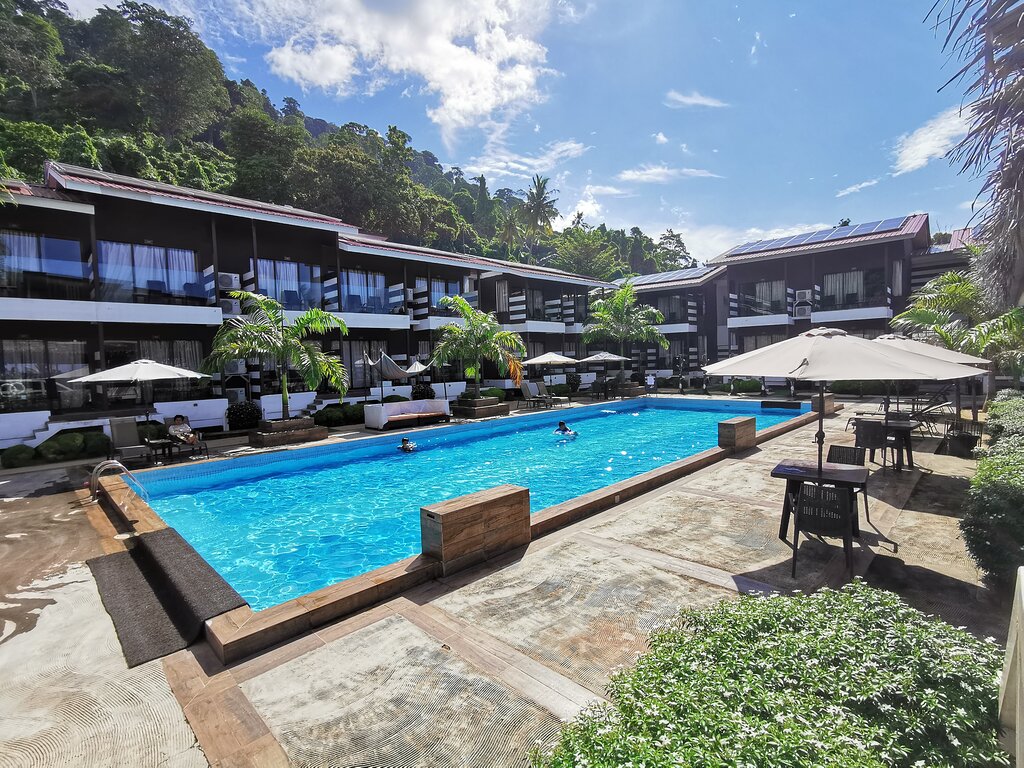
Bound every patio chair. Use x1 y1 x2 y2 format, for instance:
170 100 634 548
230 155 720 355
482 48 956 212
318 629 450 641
943 418 983 458
535 381 568 406
854 419 897 471
108 417 153 466
826 444 870 523
163 416 210 460
790 482 855 579
519 382 548 409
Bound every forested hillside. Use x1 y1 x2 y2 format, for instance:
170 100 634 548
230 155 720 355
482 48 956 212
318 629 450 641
0 0 695 279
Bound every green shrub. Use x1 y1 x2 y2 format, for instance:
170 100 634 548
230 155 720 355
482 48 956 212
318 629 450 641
383 394 410 403
411 382 436 400
82 431 111 457
480 387 506 401
731 377 763 394
830 380 918 397
550 384 571 396
313 404 346 427
1 444 36 468
136 422 168 441
226 400 262 430
565 372 581 392
37 432 86 462
962 391 1024 589
532 581 1005 768
342 402 366 424
655 376 670 388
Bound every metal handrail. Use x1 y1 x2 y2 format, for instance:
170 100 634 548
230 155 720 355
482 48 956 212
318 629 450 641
999 565 1023 759
89 459 148 502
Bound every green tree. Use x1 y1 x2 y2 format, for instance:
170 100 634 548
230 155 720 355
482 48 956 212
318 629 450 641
551 224 627 280
226 108 309 203
57 125 100 168
654 229 695 270
52 59 144 131
494 205 524 261
116 2 229 139
202 291 348 420
0 118 62 179
626 226 655 273
521 174 558 242
582 282 668 375
0 0 64 115
432 295 526 397
95 134 154 178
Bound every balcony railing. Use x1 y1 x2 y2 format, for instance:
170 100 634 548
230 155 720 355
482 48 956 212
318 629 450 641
738 297 786 317
815 295 888 312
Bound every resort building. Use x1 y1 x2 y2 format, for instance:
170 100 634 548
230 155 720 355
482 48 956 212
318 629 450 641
0 163 609 444
630 215 974 378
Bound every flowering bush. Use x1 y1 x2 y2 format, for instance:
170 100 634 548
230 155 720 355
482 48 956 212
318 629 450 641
533 581 1004 767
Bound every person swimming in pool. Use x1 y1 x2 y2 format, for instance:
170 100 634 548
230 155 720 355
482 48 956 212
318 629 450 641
554 421 577 437
398 437 417 453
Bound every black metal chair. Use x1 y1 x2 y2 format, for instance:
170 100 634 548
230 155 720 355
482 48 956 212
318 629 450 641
854 419 897 470
791 483 855 579
826 444 870 523
944 418 984 457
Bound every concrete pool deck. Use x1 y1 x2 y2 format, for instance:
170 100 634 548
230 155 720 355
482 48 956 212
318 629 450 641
0 409 1009 767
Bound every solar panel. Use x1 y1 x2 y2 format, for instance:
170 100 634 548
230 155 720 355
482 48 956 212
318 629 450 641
848 221 880 236
824 225 857 240
875 216 907 232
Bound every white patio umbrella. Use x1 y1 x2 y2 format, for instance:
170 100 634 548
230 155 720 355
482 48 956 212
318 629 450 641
873 334 990 365
578 351 630 363
71 359 209 383
522 352 578 385
703 327 983 473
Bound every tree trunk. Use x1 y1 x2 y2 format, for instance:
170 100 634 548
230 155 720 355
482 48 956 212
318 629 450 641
473 361 481 397
280 364 290 420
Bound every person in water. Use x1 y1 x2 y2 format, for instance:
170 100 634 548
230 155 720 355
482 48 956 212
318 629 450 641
554 421 577 436
398 437 417 453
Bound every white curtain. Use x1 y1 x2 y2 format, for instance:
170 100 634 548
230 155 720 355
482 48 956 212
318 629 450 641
257 258 276 299
276 261 299 303
97 241 134 301
753 280 784 311
167 248 197 297
0 230 40 289
134 245 166 293
823 270 864 305
891 260 903 297
495 280 509 313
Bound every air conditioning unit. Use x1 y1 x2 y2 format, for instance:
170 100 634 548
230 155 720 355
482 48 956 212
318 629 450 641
218 272 241 291
219 298 241 316
225 387 247 404
793 304 813 319
223 359 247 375
795 289 813 303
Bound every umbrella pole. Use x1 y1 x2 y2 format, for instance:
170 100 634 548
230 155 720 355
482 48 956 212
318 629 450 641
816 380 826 475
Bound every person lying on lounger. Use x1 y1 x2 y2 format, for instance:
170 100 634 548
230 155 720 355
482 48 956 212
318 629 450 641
398 437 417 453
554 421 577 437
168 415 198 445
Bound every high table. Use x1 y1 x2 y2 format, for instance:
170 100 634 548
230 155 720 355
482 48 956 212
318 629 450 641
854 417 921 470
771 459 869 542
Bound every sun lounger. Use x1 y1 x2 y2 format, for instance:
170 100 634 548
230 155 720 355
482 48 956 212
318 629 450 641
519 382 549 408
536 381 568 406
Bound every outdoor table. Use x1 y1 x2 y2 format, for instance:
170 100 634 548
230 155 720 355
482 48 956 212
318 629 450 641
771 459 869 542
146 438 174 465
855 417 921 470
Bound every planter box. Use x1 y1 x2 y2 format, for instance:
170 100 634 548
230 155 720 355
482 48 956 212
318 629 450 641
451 397 510 419
616 384 645 398
258 417 315 432
249 424 328 447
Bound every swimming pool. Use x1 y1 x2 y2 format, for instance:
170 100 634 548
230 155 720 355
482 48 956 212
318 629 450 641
133 398 808 610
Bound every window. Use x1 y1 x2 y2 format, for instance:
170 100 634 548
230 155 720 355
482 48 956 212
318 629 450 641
656 295 683 322
527 289 546 319
0 230 88 300
0 339 91 412
256 258 322 310
338 269 386 313
98 240 203 303
338 339 386 388
741 333 786 353
495 280 509 314
430 277 460 308
102 339 207 403
821 268 885 308
738 280 785 316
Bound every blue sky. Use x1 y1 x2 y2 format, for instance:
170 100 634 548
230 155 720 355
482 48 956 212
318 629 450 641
70 0 983 261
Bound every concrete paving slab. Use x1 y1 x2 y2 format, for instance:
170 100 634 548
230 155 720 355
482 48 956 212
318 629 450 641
240 613 562 768
432 538 733 694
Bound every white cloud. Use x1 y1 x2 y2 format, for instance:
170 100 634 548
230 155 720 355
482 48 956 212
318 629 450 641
835 178 879 198
616 164 721 183
678 221 831 262
892 106 971 176
749 31 763 64
679 143 692 154
652 131 669 145
585 184 630 196
466 126 591 179
663 89 729 108
158 0 572 146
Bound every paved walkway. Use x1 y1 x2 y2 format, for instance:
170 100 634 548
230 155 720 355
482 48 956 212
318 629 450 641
0 412 1008 767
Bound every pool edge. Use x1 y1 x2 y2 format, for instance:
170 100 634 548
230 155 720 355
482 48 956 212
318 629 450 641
99 406 823 664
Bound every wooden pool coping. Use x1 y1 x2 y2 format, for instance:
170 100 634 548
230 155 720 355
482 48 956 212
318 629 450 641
99 407 821 664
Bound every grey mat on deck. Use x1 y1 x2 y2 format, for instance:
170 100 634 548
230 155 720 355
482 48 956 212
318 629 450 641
88 528 246 667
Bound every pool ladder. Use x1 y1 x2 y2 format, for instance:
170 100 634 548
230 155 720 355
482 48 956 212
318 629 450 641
89 460 149 503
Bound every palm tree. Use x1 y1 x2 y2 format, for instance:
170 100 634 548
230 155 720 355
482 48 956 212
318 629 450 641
202 291 349 420
432 295 525 397
582 282 668 377
520 174 559 262
495 205 524 261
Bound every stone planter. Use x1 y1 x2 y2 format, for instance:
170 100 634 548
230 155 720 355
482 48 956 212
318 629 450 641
250 416 326 447
616 384 645 398
451 396 510 420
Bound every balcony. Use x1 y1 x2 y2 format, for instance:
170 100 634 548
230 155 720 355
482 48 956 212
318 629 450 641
655 314 698 334
811 295 892 323
413 306 463 331
728 297 793 329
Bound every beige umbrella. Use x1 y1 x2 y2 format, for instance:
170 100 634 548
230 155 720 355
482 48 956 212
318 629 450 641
522 352 578 386
71 359 209 383
703 328 983 472
873 334 990 366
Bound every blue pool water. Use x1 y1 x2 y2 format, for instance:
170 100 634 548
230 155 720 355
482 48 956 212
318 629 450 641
134 398 807 610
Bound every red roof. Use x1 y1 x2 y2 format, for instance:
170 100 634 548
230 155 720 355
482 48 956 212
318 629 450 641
45 162 358 230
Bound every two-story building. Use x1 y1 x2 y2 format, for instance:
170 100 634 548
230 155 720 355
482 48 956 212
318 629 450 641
624 214 973 378
0 162 610 445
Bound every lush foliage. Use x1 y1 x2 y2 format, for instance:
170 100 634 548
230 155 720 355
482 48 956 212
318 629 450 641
225 399 261 430
0 1 687 278
582 282 668 369
565 372 581 392
730 377 764 394
479 386 506 401
830 380 919 397
432 296 525 397
533 581 1005 768
962 389 1024 588
410 381 436 400
1 429 110 467
203 291 348 419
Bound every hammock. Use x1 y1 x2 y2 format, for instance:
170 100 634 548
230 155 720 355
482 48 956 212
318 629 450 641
363 353 436 400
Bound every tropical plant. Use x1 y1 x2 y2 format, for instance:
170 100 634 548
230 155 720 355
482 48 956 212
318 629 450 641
550 224 627 281
520 174 558 262
494 204 524 261
533 581 1005 767
431 295 525 397
582 282 668 375
202 291 348 420
933 0 1024 307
